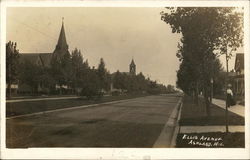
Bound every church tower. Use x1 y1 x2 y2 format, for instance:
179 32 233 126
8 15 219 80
53 18 70 59
129 58 136 75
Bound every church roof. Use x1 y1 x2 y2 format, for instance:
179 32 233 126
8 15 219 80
234 53 244 71
19 53 52 67
39 53 53 66
18 19 68 67
19 53 40 63
55 21 68 51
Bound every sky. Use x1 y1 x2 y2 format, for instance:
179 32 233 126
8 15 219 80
6 7 243 86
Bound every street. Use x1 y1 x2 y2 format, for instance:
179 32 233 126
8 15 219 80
6 94 181 148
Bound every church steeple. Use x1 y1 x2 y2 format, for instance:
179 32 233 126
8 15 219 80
55 18 68 51
129 58 136 75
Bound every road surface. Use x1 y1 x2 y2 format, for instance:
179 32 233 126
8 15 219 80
6 94 181 148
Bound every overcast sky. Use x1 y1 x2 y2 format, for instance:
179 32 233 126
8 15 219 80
6 7 243 86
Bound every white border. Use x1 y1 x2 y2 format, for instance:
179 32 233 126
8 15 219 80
1 1 249 159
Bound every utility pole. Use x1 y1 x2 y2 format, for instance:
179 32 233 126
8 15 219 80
210 56 214 103
225 47 229 133
210 78 213 103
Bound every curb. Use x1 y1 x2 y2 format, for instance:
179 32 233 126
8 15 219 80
170 97 183 147
153 97 183 147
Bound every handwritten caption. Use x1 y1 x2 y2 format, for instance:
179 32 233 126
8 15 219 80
182 134 224 147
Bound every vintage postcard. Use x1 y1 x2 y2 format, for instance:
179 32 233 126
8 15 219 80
0 0 249 159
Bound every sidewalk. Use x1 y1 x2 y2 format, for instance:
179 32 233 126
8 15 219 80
180 125 244 133
212 98 245 117
177 97 245 133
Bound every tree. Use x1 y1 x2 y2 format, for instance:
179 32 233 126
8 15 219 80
97 58 111 92
166 84 175 93
6 41 19 98
80 67 102 99
161 7 243 116
50 50 72 94
18 61 42 94
113 70 124 90
71 48 85 92
136 72 147 92
210 57 225 97
38 66 55 94
176 58 199 96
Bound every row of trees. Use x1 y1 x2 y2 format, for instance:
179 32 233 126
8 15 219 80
176 56 225 99
161 7 243 116
112 71 170 94
6 41 19 98
6 44 171 98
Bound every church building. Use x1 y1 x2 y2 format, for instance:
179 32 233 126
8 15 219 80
19 20 69 68
110 58 137 93
18 19 70 93
17 19 138 94
129 58 136 75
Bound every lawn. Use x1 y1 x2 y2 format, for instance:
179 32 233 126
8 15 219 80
6 94 148 117
179 96 244 126
176 132 244 148
6 94 77 100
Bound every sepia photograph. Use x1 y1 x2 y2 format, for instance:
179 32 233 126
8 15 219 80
1 0 249 159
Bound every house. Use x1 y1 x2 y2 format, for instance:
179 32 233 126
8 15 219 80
233 53 244 97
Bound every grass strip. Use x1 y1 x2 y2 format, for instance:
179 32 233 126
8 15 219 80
6 94 148 117
179 96 244 126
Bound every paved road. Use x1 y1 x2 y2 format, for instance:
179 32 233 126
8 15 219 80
6 94 181 148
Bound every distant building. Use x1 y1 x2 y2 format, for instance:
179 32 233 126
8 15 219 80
110 58 137 93
233 53 244 97
129 58 136 75
228 53 244 103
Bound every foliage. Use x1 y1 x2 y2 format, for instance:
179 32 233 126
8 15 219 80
50 49 72 93
161 7 243 116
38 67 56 94
80 68 102 99
97 58 111 91
8 47 171 97
71 48 86 90
112 71 169 94
166 84 175 93
18 61 42 94
113 70 127 90
6 41 20 97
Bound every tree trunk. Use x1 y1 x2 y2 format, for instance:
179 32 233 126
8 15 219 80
194 82 199 104
204 86 211 117
7 82 11 98
60 86 62 95
7 64 12 98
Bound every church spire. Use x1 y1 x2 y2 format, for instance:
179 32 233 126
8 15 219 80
55 17 68 51
129 58 136 75
130 58 135 66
